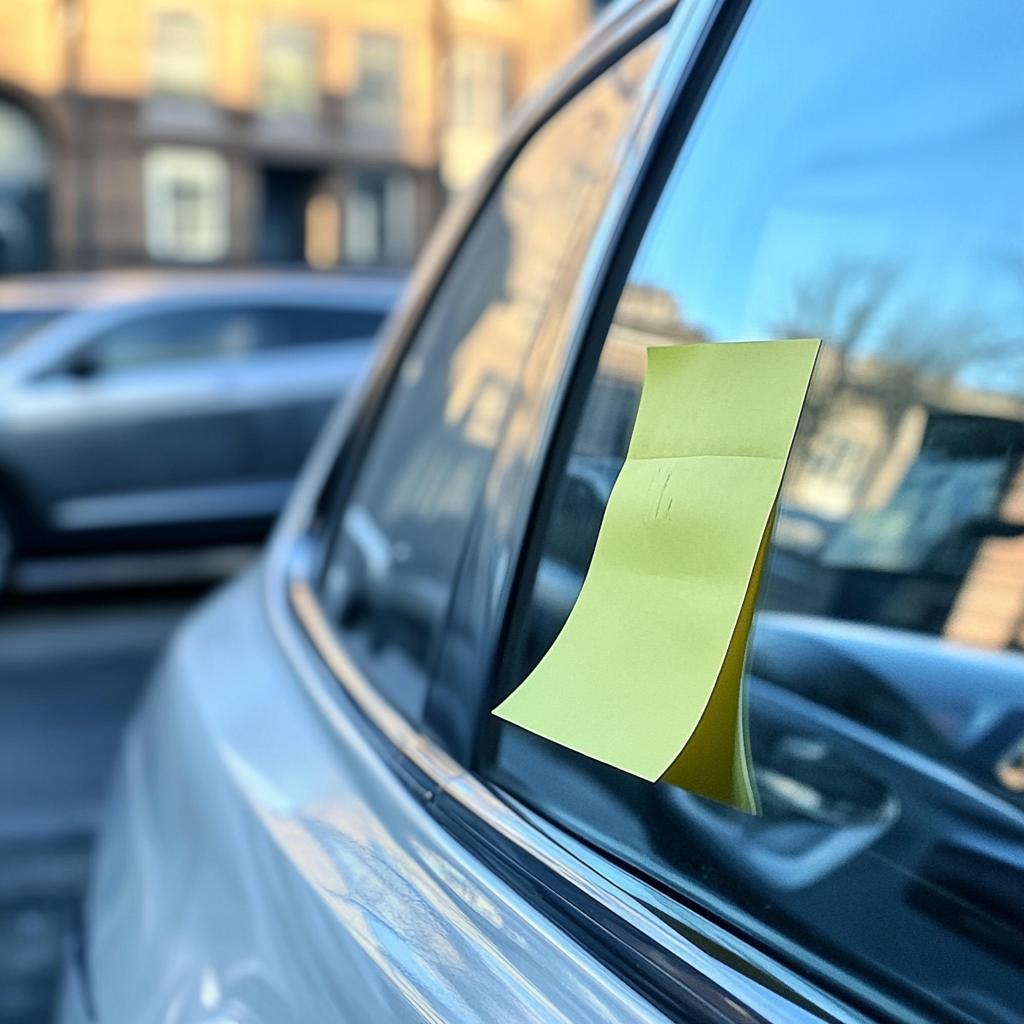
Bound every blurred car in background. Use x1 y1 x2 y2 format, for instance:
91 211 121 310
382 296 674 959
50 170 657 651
0 272 401 591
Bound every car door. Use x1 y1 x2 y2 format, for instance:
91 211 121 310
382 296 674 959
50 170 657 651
7 306 269 536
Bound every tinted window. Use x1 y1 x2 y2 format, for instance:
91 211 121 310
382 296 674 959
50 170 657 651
0 310 64 352
279 306 385 345
74 304 380 373
83 308 268 373
318 35 663 722
489 3 1024 1021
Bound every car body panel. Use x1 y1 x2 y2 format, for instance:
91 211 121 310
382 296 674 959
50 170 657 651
88 567 673 1024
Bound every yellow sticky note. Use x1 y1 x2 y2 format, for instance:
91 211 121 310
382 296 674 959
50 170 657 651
494 339 820 813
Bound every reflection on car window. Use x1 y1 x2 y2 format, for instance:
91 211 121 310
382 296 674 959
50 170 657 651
490 3 1024 1021
77 304 380 372
278 307 385 345
318 34 663 723
85 308 269 372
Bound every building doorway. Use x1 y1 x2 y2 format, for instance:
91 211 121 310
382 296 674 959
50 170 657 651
0 98 51 274
260 167 319 264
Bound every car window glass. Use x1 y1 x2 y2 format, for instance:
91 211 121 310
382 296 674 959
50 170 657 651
275 307 386 347
0 310 65 353
317 34 663 723
83 308 267 373
488 3 1024 1021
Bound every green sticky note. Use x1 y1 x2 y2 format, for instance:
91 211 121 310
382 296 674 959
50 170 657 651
494 339 820 813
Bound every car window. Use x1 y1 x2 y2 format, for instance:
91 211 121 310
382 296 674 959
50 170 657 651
0 310 65 353
81 307 268 374
272 306 387 346
316 33 663 724
487 2 1024 1021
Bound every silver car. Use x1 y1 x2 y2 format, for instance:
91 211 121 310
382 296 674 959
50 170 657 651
0 272 400 589
67 1 1024 1023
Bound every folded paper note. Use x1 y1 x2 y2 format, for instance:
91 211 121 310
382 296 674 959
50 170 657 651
494 338 820 813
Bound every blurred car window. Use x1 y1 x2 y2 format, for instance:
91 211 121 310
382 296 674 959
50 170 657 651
69 304 383 376
0 310 65 353
79 307 267 373
487 1 1024 1020
318 33 663 724
276 305 385 345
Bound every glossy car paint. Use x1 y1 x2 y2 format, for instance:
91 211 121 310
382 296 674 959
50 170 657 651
87 567 683 1024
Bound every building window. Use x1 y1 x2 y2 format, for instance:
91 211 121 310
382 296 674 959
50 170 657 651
149 9 209 99
344 172 414 266
348 35 401 131
447 44 508 131
261 22 320 120
144 147 229 263
441 44 509 191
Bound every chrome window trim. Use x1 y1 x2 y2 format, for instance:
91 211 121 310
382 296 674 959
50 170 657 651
264 2 866 1022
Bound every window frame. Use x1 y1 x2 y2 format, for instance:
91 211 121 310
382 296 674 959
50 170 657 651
259 20 322 121
149 8 211 101
143 145 230 264
264 3 872 1023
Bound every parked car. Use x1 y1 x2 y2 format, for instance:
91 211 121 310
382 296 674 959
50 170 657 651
66 2 1024 1023
0 271 401 590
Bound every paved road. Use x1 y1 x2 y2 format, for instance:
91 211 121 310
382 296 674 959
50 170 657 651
0 588 209 1024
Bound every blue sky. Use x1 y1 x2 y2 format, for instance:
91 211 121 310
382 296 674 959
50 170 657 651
628 0 1024 391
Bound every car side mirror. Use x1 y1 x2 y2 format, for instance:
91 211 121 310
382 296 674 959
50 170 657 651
66 347 99 380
